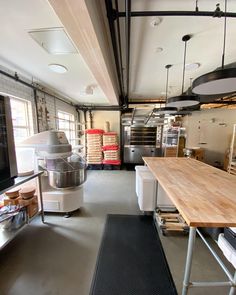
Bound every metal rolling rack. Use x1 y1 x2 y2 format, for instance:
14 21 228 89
0 171 45 250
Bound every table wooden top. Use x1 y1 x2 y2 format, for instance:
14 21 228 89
143 157 236 227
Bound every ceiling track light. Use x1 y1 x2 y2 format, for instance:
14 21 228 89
192 0 236 96
167 35 199 108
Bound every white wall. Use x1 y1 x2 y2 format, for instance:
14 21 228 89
36 92 77 132
90 110 120 136
183 108 236 167
0 65 78 134
0 65 38 133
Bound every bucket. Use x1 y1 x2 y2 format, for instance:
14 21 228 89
16 147 35 176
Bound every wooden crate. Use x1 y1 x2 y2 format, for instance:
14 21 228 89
165 146 177 157
155 210 189 235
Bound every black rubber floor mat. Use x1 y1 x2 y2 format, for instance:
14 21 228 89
90 214 177 295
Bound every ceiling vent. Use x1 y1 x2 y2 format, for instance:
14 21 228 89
29 27 77 55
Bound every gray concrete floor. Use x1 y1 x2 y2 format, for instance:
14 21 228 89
0 170 234 295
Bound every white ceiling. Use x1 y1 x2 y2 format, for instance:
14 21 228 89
0 0 108 104
118 0 236 101
1 0 236 106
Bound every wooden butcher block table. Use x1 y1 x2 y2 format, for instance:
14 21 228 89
143 157 236 295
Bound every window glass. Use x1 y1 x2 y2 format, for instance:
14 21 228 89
10 97 33 144
57 110 76 146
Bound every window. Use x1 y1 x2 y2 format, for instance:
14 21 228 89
10 97 33 144
57 110 76 146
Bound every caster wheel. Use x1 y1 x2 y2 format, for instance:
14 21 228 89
64 212 72 218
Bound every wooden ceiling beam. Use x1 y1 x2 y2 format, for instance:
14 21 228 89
48 0 119 105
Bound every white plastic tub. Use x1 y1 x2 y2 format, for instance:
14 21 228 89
156 182 175 210
16 147 35 176
135 165 149 197
137 170 157 211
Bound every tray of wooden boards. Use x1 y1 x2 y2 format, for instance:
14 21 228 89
155 209 189 235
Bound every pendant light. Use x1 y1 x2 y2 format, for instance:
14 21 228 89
192 0 236 95
153 64 177 115
167 35 199 108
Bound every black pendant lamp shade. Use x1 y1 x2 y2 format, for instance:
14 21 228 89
192 0 236 96
153 106 177 115
154 65 177 115
192 67 236 95
167 95 199 107
167 35 199 108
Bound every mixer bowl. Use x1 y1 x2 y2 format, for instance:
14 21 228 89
48 168 87 189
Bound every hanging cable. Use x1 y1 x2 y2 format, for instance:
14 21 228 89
181 35 190 94
165 64 172 101
222 0 227 68
195 0 199 12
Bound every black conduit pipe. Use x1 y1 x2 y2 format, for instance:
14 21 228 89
83 110 88 129
117 10 236 18
0 69 75 107
88 110 93 129
76 105 123 111
33 89 40 133
115 0 125 97
125 0 131 107
105 0 125 103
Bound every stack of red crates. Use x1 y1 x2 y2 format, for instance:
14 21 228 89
102 132 121 166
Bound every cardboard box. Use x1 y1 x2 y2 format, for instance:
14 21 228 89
18 195 39 218
4 197 21 206
18 195 37 207
27 202 39 218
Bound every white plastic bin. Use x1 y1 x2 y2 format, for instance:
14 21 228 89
218 233 236 269
137 171 157 211
16 147 35 176
156 182 175 210
135 165 149 197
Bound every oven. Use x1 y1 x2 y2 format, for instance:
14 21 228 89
0 95 17 192
122 126 162 164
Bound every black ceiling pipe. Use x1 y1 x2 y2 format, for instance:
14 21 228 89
76 105 123 111
117 11 236 18
200 101 236 104
88 110 93 129
128 100 166 104
105 0 125 105
115 0 124 97
33 89 40 133
125 0 131 107
0 69 75 107
83 110 87 129
129 100 236 105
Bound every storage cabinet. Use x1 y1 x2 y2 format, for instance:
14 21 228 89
162 126 186 157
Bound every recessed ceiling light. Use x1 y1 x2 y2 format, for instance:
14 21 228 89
48 64 68 73
185 63 200 71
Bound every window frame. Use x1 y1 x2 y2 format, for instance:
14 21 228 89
10 96 33 144
57 110 76 146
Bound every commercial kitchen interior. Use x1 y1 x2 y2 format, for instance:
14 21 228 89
1 0 236 295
